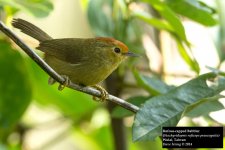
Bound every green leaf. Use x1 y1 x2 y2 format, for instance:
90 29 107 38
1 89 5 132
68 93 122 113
115 0 128 19
176 39 200 74
0 41 31 140
215 0 225 62
87 0 114 36
133 69 174 96
16 0 53 17
166 0 217 26
132 72 225 141
184 95 224 118
0 0 53 17
142 0 187 42
112 96 150 118
132 10 173 32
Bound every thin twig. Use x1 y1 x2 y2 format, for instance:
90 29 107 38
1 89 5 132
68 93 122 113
0 21 139 113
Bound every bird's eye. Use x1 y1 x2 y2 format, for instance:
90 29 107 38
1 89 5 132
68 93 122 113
114 47 121 53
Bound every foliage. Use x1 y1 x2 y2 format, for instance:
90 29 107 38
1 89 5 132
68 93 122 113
0 0 53 17
0 0 224 149
87 0 223 143
133 72 225 141
0 0 98 149
0 40 31 141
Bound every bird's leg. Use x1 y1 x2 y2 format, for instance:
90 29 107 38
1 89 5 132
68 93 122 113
48 75 70 91
91 85 109 102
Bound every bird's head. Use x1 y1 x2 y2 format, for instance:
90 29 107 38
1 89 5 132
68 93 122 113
95 37 138 62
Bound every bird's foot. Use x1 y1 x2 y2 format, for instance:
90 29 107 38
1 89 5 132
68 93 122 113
58 75 70 90
91 85 109 102
48 75 70 91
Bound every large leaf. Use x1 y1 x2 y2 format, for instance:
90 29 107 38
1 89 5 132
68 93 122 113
166 0 217 26
0 41 31 140
132 72 225 141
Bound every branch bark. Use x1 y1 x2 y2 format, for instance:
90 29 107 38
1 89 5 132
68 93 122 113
0 21 139 113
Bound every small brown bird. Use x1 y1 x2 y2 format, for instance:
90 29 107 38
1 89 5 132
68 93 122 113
12 18 137 101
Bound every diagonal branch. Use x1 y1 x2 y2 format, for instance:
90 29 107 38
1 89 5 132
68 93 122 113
0 21 139 113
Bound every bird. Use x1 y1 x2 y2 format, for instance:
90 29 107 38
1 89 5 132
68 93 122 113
12 18 138 101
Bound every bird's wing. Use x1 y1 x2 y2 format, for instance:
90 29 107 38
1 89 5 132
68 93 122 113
37 38 89 64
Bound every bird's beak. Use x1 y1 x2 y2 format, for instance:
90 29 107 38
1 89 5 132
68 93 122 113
122 51 139 57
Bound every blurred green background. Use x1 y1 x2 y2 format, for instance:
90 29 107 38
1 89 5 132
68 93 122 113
0 0 224 150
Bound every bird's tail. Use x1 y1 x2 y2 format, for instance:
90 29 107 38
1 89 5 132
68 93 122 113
12 18 52 42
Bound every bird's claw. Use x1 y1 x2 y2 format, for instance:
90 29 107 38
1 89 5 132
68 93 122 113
48 77 56 85
48 75 70 91
92 85 109 102
58 75 70 90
